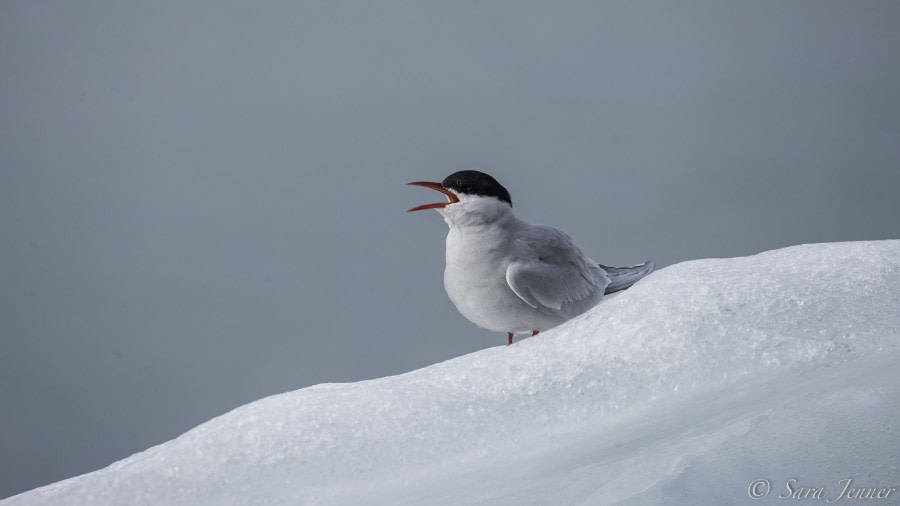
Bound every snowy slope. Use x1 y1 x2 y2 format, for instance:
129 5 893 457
5 241 900 506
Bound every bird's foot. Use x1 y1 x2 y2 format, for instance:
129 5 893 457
508 330 539 346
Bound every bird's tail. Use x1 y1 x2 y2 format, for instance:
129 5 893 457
599 261 656 295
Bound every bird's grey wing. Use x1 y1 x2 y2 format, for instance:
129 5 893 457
505 226 609 318
599 261 656 294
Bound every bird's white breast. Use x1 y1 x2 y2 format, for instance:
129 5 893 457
442 219 564 334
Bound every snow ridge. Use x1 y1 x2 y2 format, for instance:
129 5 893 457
5 241 900 506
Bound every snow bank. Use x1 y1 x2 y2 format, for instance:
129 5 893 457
5 241 900 505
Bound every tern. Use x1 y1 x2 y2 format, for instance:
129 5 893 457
407 170 655 346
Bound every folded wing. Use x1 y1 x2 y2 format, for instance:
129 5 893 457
600 261 656 294
505 226 609 318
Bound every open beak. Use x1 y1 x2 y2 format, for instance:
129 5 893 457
406 181 460 212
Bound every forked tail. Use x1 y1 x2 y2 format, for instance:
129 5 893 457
600 260 656 295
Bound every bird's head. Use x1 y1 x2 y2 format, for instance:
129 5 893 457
407 170 513 225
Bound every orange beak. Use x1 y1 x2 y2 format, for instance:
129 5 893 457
406 181 460 212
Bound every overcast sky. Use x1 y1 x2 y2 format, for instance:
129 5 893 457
2 0 899 499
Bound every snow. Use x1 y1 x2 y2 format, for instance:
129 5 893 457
4 240 900 506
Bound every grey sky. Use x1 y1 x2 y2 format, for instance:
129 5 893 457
2 0 899 499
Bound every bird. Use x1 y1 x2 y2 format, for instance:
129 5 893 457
407 170 655 346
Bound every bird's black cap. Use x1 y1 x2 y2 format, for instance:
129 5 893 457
441 170 512 206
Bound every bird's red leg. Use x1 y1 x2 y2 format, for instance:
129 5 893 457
507 332 514 346
532 330 539 336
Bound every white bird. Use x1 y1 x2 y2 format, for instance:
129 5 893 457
407 170 655 346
